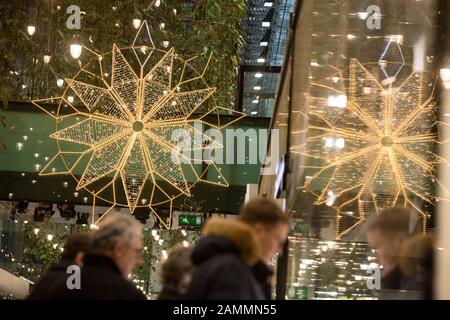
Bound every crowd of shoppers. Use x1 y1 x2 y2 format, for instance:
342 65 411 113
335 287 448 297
26 200 435 300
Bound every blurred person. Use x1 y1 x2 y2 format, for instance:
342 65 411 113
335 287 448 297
366 207 420 290
157 243 193 300
184 217 265 300
27 233 91 300
46 212 146 300
240 198 290 299
399 234 434 299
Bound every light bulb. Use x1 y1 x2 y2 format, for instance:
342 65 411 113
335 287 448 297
27 25 36 36
57 79 64 87
440 68 450 82
155 0 161 7
43 54 51 64
47 234 53 241
67 96 74 103
132 18 142 29
162 41 169 48
70 44 82 59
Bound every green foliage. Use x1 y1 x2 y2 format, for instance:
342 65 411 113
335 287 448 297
0 0 246 107
21 223 89 280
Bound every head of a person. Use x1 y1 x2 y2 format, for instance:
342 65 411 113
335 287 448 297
61 233 91 267
240 198 290 263
90 212 143 278
365 207 419 273
158 243 194 297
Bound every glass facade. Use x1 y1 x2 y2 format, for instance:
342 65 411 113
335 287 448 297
260 0 450 299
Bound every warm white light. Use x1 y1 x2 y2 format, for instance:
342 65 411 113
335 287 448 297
34 228 40 235
132 18 142 29
162 41 169 48
264 2 273 7
155 0 161 7
335 137 345 149
70 43 82 59
255 73 263 78
257 58 265 63
324 137 334 148
310 61 319 67
253 86 261 91
262 21 271 27
386 34 403 44
357 12 368 20
57 79 64 87
347 34 356 40
159 22 165 29
151 230 158 237
43 55 51 64
16 142 24 151
326 190 336 206
440 68 450 82
47 234 53 241
67 96 74 103
327 94 347 108
362 87 372 94
27 25 36 36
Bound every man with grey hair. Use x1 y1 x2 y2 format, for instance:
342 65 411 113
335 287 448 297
46 212 146 300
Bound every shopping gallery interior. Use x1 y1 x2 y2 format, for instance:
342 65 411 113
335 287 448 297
1 0 450 301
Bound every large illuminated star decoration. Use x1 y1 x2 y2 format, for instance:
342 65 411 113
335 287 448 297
292 58 449 239
32 21 244 228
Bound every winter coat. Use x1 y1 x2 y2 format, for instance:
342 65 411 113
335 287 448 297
184 218 265 300
39 254 146 300
27 260 73 300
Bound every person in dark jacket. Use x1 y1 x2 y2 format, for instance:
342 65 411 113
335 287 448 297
27 233 91 300
43 212 147 300
399 234 435 299
240 198 290 299
184 217 265 300
157 243 193 300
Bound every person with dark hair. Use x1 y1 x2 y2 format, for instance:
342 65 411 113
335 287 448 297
157 243 193 300
27 233 91 300
365 207 420 291
239 198 290 299
185 217 265 300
